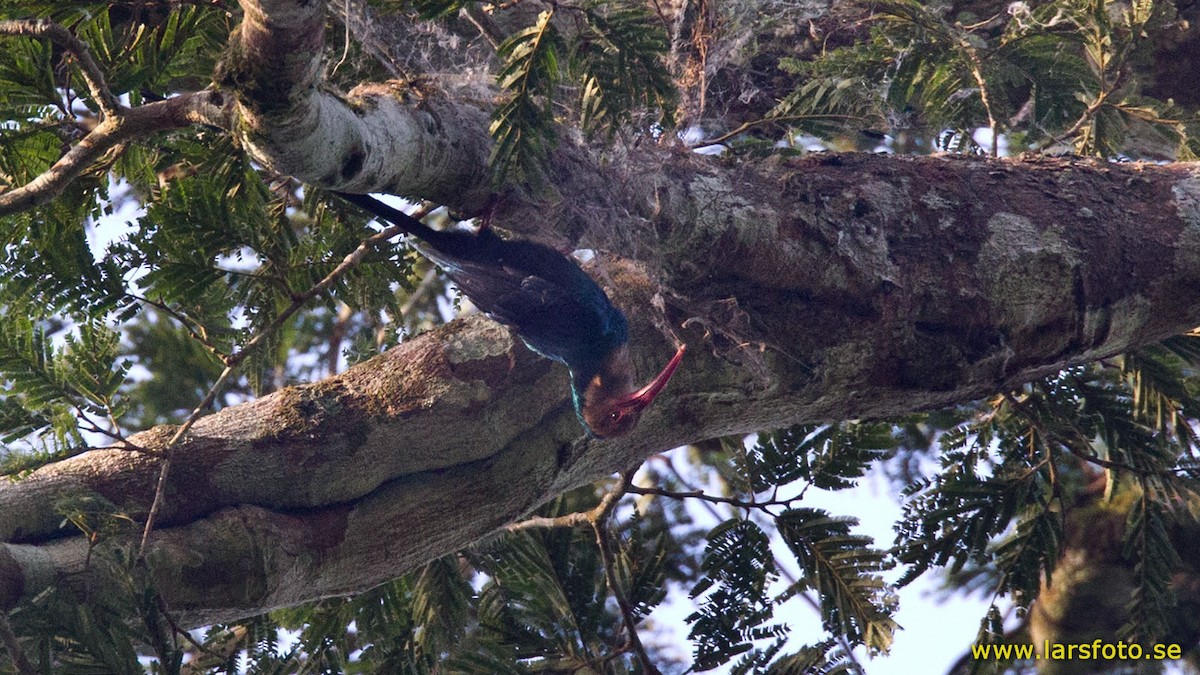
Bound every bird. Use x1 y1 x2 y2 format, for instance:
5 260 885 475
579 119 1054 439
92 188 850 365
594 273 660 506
337 192 686 438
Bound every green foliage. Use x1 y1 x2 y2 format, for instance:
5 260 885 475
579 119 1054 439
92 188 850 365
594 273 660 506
0 1 229 200
0 197 131 320
687 518 781 669
1120 482 1182 643
490 10 564 182
766 640 857 675
71 4 229 101
769 58 888 141
411 554 474 658
891 346 1200 660
489 0 673 181
775 0 1198 158
738 422 895 493
119 314 225 426
662 424 900 671
0 1 415 454
778 508 897 653
453 491 673 671
573 1 676 134
894 431 1054 586
2 119 416 452
0 317 127 460
3 1 1200 673
7 533 186 675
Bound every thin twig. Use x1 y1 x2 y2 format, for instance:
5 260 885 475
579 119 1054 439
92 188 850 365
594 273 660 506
0 90 231 216
138 364 235 558
1033 91 1109 152
505 469 660 671
0 614 36 675
646 0 671 32
155 596 216 660
0 18 120 117
649 453 866 671
399 266 440 315
180 625 248 675
626 484 798 511
1002 391 1144 474
1033 33 1132 153
590 471 660 675
504 511 590 532
331 0 354 75
961 42 999 157
462 4 504 51
693 113 865 147
134 294 225 360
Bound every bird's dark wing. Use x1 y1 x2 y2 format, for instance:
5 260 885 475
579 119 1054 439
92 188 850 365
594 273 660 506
439 254 627 374
337 192 670 437
387 220 629 378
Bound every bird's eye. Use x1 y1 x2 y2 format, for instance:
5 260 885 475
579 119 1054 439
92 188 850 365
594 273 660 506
609 411 621 421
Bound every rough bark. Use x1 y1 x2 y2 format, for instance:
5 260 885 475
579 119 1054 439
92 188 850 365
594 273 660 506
3 151 1200 627
217 0 494 211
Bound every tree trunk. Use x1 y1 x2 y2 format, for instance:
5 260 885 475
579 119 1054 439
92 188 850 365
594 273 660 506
3 150 1200 627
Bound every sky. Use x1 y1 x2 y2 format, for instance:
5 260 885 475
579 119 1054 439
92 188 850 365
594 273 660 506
640 451 992 675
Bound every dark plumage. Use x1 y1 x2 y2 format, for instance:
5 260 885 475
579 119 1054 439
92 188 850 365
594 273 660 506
339 192 684 438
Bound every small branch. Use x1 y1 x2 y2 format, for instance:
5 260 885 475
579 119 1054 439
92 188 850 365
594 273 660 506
180 626 248 675
138 365 236 558
646 0 671 32
0 18 120 117
962 45 999 157
626 484 797 510
461 4 503 51
505 465 636 533
644 452 864 668
331 0 354 76
505 469 659 672
692 114 865 147
1033 36 1131 153
1033 91 1109 152
590 471 660 675
0 613 36 675
0 90 232 216
399 266 441 315
155 596 216 662
504 512 590 532
593 470 633 523
134 294 225 361
1001 392 1145 474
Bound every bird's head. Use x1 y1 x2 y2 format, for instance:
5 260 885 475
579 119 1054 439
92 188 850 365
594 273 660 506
579 344 686 438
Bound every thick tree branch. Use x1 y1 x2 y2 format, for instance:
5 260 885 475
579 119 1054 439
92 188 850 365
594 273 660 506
0 90 232 216
220 0 494 212
137 206 418 556
2 154 1200 626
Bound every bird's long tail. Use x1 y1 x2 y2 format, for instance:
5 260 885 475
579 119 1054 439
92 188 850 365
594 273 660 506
335 191 444 244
